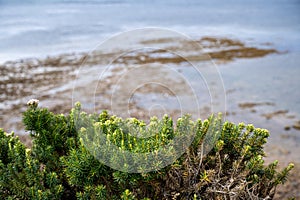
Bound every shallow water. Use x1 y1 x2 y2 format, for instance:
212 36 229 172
220 52 300 163
0 0 299 62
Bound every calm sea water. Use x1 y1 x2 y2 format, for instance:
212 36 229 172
1 0 299 111
0 0 299 62
1 0 300 114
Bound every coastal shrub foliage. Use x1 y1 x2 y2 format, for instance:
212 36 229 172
0 102 294 199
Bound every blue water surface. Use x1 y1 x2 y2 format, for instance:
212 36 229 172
0 0 299 61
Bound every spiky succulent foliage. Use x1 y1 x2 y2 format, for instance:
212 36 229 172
0 102 294 199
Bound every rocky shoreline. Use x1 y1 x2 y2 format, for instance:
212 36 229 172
0 36 280 131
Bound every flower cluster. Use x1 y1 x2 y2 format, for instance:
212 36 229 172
27 99 39 108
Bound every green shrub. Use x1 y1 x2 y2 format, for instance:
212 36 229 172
0 102 294 199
